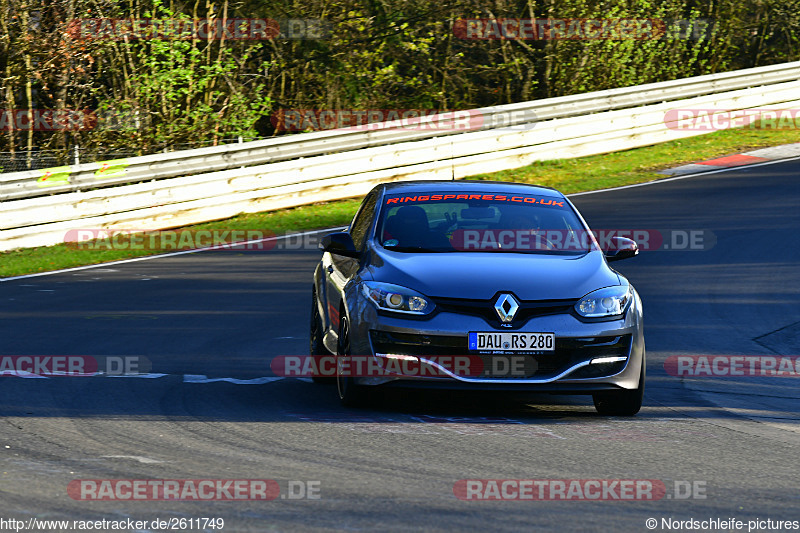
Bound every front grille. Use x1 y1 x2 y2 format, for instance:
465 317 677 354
369 330 632 380
432 296 577 329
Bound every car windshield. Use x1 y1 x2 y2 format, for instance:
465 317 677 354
376 191 593 254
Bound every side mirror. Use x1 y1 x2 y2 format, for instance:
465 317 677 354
320 232 360 258
604 236 639 262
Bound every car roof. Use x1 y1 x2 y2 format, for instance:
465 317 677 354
378 180 564 198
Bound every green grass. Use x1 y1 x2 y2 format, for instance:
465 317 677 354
1 128 797 278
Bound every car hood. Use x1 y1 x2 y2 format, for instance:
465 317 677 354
367 248 621 301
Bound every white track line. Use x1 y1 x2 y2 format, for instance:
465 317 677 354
106 373 169 379
0 372 289 383
183 374 284 385
4 153 800 283
0 226 347 282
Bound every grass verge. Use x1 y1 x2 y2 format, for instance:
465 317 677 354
2 128 797 278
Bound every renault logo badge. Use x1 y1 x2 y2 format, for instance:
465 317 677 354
494 293 519 324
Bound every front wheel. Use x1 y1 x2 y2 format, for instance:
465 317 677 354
310 289 334 384
336 314 368 407
593 360 645 416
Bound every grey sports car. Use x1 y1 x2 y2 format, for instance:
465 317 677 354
310 180 645 415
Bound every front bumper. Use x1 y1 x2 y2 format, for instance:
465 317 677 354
347 290 644 392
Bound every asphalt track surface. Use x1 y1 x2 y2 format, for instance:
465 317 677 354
1 159 799 532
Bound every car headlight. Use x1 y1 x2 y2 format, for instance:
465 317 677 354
575 285 632 318
361 282 435 315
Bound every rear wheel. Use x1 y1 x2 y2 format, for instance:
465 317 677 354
336 314 368 407
309 289 334 384
593 360 645 416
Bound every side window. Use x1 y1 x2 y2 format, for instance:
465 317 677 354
350 192 378 250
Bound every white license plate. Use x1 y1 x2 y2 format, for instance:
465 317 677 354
469 332 555 352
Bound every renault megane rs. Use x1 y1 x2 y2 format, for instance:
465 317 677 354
310 180 644 415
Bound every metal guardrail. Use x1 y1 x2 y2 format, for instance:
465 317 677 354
1 62 799 251
2 61 799 203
